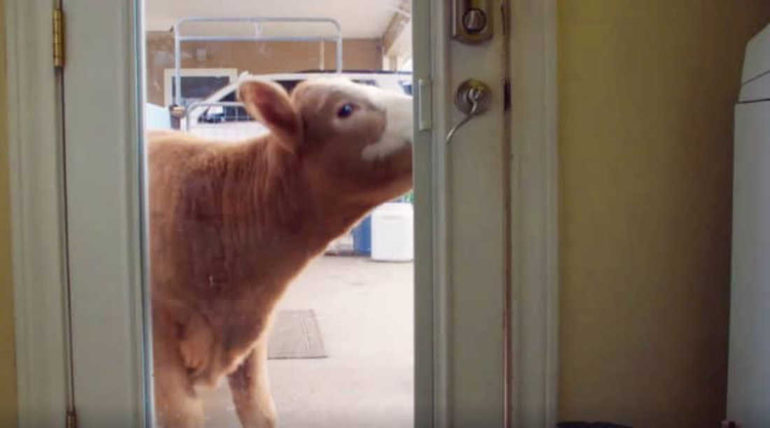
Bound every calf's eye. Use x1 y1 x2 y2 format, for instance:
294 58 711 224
337 103 355 118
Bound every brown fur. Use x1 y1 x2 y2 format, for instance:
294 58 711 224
149 79 412 427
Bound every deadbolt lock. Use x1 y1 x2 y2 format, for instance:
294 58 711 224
452 0 493 43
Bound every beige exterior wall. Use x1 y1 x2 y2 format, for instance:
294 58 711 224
146 32 383 105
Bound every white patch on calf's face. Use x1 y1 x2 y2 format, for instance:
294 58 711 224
361 91 413 161
303 78 413 161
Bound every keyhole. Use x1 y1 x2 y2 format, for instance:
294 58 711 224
462 9 487 34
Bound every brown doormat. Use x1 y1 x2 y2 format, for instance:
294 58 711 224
267 310 328 360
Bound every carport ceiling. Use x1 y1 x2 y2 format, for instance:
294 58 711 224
146 0 405 39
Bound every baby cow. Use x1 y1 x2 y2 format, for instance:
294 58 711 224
149 78 413 427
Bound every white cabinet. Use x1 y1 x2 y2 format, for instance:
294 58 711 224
728 22 770 428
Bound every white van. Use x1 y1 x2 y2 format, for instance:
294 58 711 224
181 71 413 142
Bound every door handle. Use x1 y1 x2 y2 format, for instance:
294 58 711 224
446 79 491 144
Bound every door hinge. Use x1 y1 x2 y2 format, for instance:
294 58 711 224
53 7 65 69
67 409 78 428
66 409 77 428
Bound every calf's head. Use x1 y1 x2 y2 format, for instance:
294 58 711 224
238 77 413 206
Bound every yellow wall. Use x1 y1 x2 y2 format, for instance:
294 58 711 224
0 0 18 425
558 1 770 427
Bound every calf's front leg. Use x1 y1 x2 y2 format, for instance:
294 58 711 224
153 334 205 428
228 338 277 428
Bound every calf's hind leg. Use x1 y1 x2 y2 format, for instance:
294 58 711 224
228 338 277 428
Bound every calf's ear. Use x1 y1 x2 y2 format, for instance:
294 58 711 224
238 79 302 153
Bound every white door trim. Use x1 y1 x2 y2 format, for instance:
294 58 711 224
6 1 71 427
416 0 560 426
509 0 559 426
416 0 560 425
62 0 151 426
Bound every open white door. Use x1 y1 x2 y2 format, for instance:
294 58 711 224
413 1 510 426
9 0 558 426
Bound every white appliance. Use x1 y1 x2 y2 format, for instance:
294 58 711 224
727 22 770 427
371 202 414 262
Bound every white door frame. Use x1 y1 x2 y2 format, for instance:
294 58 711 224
6 0 558 426
6 2 71 427
508 1 559 425
60 0 151 426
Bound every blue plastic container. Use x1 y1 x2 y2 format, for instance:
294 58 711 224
352 216 372 255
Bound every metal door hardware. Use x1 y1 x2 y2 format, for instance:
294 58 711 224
446 79 491 143
452 0 493 44
53 7 65 68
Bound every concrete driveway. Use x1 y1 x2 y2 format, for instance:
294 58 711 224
199 256 414 427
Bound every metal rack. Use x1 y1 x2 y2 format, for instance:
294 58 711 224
172 16 343 127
